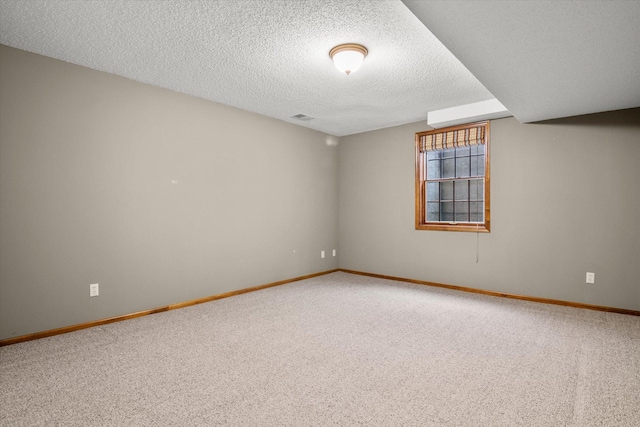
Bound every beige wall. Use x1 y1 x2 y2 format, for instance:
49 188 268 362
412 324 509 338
339 110 640 311
0 45 339 340
2 44 639 341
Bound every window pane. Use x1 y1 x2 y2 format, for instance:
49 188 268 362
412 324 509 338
427 182 439 201
470 155 482 176
441 149 455 159
427 151 442 160
456 146 470 156
476 155 485 176
456 156 470 178
442 158 455 178
454 201 469 222
454 180 469 201
427 202 439 221
440 201 453 222
470 202 482 222
440 181 453 201
427 159 441 179
469 179 483 201
470 145 482 155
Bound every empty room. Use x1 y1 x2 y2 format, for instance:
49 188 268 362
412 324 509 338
1 1 639 426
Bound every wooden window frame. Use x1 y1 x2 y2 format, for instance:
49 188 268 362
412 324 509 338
415 121 490 233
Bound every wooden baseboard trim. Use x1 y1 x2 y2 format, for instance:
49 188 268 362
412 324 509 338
0 269 339 347
339 269 640 317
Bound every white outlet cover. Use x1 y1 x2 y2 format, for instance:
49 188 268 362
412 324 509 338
586 272 595 284
321 251 325 259
90 283 99 297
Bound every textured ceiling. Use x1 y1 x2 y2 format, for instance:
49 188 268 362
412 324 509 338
2 1 637 136
403 0 640 123
0 0 494 137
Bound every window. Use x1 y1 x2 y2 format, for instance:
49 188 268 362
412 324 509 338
415 121 490 232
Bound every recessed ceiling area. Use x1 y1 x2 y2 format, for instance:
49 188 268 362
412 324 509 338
402 0 640 124
1 1 638 136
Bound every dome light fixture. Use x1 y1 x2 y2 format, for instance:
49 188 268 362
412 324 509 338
329 43 368 75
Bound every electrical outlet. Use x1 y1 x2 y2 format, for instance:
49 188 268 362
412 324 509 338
321 251 325 259
90 283 99 297
586 272 595 284
332 249 336 257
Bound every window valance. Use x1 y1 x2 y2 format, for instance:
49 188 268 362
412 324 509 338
417 123 486 152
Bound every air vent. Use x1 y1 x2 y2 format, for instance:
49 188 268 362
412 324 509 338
291 114 314 121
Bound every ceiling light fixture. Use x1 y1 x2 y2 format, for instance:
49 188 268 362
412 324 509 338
329 43 368 75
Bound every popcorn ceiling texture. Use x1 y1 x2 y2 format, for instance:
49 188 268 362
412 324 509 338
0 0 494 136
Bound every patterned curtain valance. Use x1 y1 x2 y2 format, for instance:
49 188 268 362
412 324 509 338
417 123 487 152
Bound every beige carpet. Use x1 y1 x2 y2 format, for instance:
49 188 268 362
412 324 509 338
1 272 639 426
